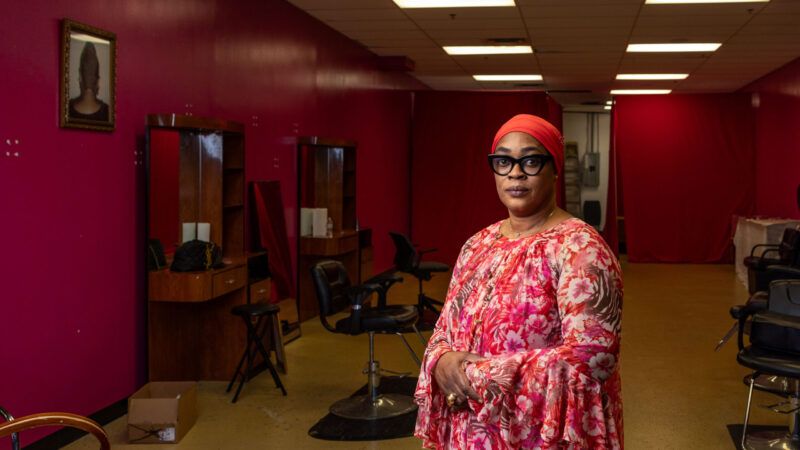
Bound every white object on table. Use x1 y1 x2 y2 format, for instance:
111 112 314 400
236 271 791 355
312 208 328 238
733 217 800 286
197 222 211 242
300 208 313 237
182 222 196 243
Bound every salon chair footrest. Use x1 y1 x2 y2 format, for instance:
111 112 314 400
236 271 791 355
329 393 417 420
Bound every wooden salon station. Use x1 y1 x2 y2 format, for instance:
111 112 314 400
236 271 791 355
146 114 289 381
296 137 372 322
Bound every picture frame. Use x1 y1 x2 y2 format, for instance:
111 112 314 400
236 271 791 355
60 19 116 131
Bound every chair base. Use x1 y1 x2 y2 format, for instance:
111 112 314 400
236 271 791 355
329 393 417 420
743 430 800 449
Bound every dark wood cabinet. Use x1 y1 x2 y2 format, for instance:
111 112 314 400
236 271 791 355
146 114 253 381
296 137 362 322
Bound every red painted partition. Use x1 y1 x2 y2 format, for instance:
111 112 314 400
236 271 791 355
614 94 756 263
410 91 562 265
742 57 800 219
0 0 422 444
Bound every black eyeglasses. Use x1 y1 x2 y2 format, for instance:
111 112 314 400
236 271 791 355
487 154 552 176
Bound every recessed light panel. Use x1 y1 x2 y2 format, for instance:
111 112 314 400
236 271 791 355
474 75 542 81
611 89 672 95
444 46 533 55
394 0 515 7
627 43 721 52
616 74 688 80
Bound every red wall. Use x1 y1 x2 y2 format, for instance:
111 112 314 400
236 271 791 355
410 91 562 265
0 0 422 443
743 57 800 219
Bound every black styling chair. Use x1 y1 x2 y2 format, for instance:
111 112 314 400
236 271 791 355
732 279 800 450
745 227 800 294
310 260 422 420
389 232 449 326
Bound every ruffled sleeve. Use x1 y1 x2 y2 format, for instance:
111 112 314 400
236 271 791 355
463 228 623 449
413 237 473 448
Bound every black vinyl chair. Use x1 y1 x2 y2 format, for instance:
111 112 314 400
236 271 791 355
389 232 449 326
745 227 800 294
310 260 422 420
732 279 800 449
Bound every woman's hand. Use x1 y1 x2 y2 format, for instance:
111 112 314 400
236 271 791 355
433 351 486 408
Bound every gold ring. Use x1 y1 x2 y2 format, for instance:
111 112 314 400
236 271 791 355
446 393 457 407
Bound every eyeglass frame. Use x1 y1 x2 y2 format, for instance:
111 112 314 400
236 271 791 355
487 153 553 176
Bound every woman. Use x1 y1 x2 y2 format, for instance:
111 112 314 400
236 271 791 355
68 42 109 122
414 114 623 449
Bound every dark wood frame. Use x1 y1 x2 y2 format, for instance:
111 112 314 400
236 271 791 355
60 19 116 131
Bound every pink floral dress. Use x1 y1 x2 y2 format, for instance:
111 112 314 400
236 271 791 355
414 218 623 449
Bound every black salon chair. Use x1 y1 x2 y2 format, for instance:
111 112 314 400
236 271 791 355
583 200 602 230
746 227 800 294
310 260 421 420
389 232 449 327
732 279 800 450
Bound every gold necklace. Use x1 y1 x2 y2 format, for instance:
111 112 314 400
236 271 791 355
506 209 556 238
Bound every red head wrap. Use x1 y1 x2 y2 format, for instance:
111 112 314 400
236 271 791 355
491 114 564 176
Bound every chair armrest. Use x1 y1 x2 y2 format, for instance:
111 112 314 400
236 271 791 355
730 296 768 320
766 265 800 278
733 297 769 350
364 273 404 308
0 413 109 450
750 244 779 257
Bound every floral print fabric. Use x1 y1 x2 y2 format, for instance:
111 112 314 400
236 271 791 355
414 218 623 449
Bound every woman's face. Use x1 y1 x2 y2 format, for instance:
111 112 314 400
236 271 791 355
493 131 557 218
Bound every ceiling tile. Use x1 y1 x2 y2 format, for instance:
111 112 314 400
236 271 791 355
324 19 419 32
402 6 519 20
639 3 767 17
414 18 525 31
288 0 396 9
520 4 641 18
305 8 407 21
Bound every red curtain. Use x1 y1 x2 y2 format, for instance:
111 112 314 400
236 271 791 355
601 107 619 256
615 94 756 263
411 91 563 264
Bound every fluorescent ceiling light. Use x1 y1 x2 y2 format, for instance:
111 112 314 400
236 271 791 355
627 43 721 52
394 0 515 7
444 45 532 55
611 89 672 95
616 73 688 80
605 100 613 105
474 74 542 81
646 0 767 4
604 105 612 110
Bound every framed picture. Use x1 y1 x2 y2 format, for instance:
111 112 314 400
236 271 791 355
60 19 116 131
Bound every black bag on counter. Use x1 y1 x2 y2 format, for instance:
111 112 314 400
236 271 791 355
170 240 224 272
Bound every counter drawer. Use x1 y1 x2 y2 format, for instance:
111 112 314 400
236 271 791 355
212 266 246 297
250 279 271 302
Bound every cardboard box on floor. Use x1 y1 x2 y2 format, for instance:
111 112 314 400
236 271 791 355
127 381 197 444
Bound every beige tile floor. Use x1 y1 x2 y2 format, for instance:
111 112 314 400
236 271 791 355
66 261 787 449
